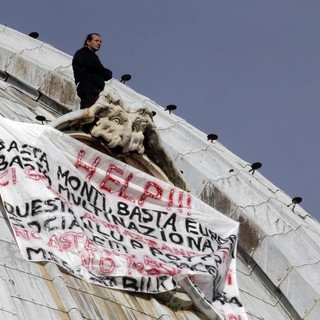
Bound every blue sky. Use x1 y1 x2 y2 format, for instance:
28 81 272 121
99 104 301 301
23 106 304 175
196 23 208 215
1 1 319 220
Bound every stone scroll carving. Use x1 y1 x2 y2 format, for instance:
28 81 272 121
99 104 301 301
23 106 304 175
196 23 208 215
50 90 187 191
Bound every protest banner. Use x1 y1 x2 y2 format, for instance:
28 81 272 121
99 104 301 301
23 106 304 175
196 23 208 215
0 117 247 319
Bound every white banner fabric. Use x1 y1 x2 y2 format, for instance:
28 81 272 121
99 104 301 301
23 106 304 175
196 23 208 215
0 117 247 320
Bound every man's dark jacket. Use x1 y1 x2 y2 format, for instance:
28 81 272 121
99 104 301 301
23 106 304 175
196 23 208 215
72 47 112 108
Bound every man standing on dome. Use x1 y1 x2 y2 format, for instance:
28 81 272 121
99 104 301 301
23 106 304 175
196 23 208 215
72 33 113 109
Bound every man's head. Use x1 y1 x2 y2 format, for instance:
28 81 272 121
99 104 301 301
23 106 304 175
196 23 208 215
84 33 102 52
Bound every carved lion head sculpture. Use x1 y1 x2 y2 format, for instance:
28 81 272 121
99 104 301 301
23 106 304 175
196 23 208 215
50 91 187 190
